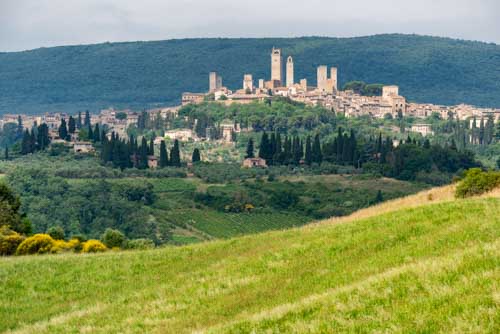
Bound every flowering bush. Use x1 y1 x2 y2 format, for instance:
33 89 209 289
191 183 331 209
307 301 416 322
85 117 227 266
0 227 25 256
82 240 107 253
50 239 81 253
16 234 55 255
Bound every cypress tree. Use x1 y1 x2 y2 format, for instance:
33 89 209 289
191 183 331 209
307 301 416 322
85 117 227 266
58 119 68 140
273 133 282 165
269 132 277 164
245 138 255 159
479 117 485 145
84 111 91 127
336 127 343 162
192 148 201 163
29 129 36 153
149 138 155 155
4 147 8 160
258 132 270 161
170 139 181 167
77 111 82 129
87 124 93 141
342 133 350 163
68 116 76 134
21 130 31 154
139 137 149 169
283 136 292 164
159 140 168 167
93 124 100 142
312 134 323 164
293 136 302 165
304 136 312 165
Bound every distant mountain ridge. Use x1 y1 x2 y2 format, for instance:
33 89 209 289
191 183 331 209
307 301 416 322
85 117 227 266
0 34 499 114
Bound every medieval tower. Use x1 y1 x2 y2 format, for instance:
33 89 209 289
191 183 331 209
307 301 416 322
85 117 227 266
271 47 283 85
286 56 294 87
317 65 328 91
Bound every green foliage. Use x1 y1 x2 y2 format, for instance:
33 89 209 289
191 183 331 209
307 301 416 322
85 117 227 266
47 226 65 240
101 228 126 248
0 226 25 255
342 81 383 96
125 238 155 250
455 168 500 198
1 35 499 115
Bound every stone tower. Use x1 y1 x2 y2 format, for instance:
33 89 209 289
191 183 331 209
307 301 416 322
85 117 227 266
330 67 338 92
317 65 328 91
271 47 283 85
243 74 253 91
209 72 222 92
286 56 294 87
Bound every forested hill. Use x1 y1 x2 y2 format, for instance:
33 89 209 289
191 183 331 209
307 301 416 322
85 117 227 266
1 34 499 114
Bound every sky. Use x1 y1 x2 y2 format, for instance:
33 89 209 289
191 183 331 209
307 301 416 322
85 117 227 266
0 0 499 52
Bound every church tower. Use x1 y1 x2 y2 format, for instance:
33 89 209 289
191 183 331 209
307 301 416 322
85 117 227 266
286 56 294 87
271 47 283 85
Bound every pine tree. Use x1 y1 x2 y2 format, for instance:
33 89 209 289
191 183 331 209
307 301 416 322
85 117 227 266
58 119 68 140
304 136 312 165
192 148 201 163
170 139 181 167
159 140 168 167
245 138 255 159
312 134 323 164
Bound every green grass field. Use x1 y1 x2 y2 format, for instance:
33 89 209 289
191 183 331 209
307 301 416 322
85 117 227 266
1 190 498 333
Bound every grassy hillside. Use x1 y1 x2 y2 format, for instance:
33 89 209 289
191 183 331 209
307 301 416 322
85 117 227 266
0 34 499 114
1 186 499 333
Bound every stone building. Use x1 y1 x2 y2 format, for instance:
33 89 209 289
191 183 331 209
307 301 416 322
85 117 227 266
286 56 294 87
271 47 283 85
209 72 222 92
242 157 267 168
243 74 253 91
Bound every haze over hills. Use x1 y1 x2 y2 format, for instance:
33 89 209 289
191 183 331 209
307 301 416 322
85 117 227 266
0 34 499 115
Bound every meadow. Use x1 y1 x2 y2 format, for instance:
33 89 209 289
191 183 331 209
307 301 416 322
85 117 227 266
1 186 498 333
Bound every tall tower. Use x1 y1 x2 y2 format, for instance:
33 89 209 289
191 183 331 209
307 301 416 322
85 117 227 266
286 56 294 87
243 74 253 91
209 72 222 92
330 67 338 92
317 65 328 91
271 47 283 85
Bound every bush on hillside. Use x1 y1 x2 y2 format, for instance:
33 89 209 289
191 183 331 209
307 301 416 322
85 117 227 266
51 239 80 253
0 227 25 256
16 234 55 255
455 168 500 198
125 238 155 250
82 240 107 253
47 225 65 240
101 228 126 248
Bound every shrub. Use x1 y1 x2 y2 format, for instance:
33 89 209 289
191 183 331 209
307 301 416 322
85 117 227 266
50 239 80 253
0 227 25 256
101 228 126 248
16 234 55 255
125 238 155 250
47 225 65 240
82 240 107 253
455 168 500 198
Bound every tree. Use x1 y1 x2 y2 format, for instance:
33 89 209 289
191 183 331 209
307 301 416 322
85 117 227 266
47 226 65 240
0 183 30 234
159 140 168 167
170 139 181 167
68 116 76 134
258 132 270 161
245 138 255 158
192 148 201 163
374 190 383 203
58 119 68 141
149 138 154 155
93 124 101 142
304 136 312 165
312 134 323 164
101 228 126 248
138 137 149 169
84 110 91 127
77 111 83 129
4 147 8 160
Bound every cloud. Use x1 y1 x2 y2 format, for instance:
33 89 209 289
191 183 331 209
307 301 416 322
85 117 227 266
0 0 498 51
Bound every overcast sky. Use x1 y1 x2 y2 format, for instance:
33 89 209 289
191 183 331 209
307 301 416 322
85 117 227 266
1 0 499 52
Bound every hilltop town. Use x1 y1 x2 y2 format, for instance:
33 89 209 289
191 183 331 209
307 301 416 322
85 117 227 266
1 47 498 154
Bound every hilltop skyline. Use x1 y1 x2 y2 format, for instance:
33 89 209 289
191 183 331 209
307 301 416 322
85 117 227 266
1 0 499 52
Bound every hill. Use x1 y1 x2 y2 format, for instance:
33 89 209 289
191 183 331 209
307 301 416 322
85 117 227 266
1 186 499 333
0 34 499 114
